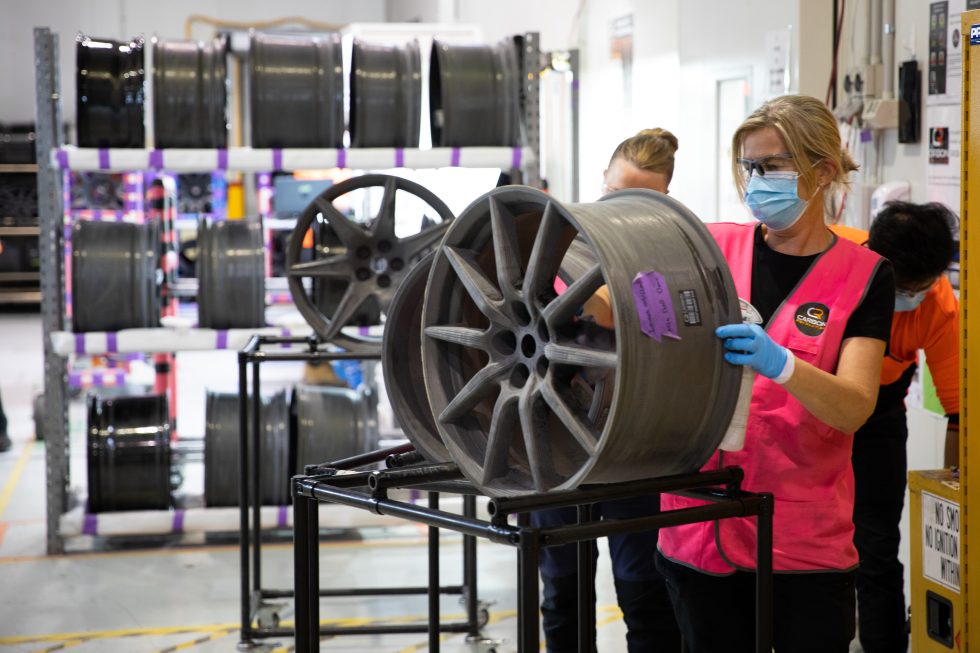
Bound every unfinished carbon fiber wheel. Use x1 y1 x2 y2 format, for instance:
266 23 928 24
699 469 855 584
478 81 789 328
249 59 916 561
381 251 451 462
421 187 741 495
292 384 378 472
153 36 228 148
350 39 422 147
87 394 172 513
286 174 454 351
71 220 161 332
197 218 265 329
249 32 344 148
430 39 520 147
204 390 289 507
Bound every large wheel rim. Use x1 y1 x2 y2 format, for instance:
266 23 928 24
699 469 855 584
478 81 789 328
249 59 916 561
350 39 422 148
293 385 378 471
382 250 451 462
77 35 145 148
286 174 455 351
421 186 741 495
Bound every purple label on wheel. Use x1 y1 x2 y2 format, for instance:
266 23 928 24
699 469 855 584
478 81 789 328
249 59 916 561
631 270 679 343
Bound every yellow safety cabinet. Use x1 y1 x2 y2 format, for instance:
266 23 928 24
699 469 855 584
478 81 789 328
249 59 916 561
910 470 963 651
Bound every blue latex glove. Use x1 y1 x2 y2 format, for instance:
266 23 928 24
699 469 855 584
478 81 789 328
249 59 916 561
716 323 788 379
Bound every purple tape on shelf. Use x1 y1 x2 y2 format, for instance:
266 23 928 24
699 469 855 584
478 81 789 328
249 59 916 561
337 149 347 169
98 148 110 170
217 149 228 170
631 270 680 343
358 326 370 336
272 148 283 171
281 327 291 349
106 332 118 353
75 333 86 355
278 506 288 528
171 509 185 533
149 149 164 170
83 513 98 535
450 147 461 167
572 79 580 91
511 147 523 170
216 330 228 349
56 149 69 169
394 148 405 168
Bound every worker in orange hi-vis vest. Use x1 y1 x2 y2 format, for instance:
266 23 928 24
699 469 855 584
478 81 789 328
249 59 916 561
830 201 959 653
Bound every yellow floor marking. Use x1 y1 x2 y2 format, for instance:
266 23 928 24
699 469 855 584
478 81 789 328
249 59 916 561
153 627 237 653
0 439 36 518
28 639 85 653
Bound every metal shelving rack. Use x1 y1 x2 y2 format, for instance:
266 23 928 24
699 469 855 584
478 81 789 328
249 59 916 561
0 161 42 303
33 26 544 554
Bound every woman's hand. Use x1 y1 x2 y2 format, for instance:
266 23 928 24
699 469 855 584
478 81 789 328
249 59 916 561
716 323 791 380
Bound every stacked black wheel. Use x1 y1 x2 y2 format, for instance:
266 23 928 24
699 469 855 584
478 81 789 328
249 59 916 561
249 33 344 148
87 394 172 513
197 218 265 329
76 35 145 148
204 391 289 507
429 39 521 146
71 220 161 332
349 39 422 147
153 37 228 148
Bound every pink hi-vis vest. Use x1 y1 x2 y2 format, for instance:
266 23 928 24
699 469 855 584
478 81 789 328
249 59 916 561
659 222 883 572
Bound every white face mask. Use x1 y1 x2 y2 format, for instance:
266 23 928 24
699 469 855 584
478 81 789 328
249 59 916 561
894 289 928 312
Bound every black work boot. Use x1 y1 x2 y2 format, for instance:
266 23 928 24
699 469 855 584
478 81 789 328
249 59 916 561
0 431 11 453
614 576 684 652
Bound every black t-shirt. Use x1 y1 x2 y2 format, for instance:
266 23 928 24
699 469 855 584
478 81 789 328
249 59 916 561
750 226 894 344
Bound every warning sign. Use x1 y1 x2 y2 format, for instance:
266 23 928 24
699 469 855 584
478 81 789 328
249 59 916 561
922 491 961 593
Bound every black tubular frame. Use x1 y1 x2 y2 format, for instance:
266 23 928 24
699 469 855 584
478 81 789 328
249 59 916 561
294 462 775 653
237 334 484 648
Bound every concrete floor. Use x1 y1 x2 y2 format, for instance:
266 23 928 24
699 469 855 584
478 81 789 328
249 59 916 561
0 310 630 652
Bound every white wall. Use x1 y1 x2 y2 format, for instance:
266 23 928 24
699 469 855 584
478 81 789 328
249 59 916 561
0 0 386 125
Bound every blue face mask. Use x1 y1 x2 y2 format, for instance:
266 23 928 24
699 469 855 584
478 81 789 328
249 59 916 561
895 289 928 312
743 172 808 231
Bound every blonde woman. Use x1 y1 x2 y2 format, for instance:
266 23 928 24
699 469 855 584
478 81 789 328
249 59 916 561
657 96 894 652
533 128 682 653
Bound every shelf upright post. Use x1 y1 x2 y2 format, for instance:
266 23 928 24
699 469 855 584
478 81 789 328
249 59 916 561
569 48 581 203
34 27 68 555
521 32 542 188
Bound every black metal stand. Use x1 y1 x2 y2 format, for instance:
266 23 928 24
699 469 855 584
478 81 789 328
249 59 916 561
293 462 775 653
238 334 485 648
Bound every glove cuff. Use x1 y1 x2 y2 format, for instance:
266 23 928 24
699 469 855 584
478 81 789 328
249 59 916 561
772 349 795 384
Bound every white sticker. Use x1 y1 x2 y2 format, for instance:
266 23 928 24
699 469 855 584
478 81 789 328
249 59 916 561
921 491 961 592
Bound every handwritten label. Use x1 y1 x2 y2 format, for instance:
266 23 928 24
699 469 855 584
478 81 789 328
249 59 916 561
632 270 679 342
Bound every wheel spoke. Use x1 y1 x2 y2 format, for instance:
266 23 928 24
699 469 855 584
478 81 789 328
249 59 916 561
518 382 552 492
488 196 523 296
540 379 598 455
423 325 488 350
322 285 370 343
443 246 508 324
371 176 398 240
540 263 604 328
437 361 508 424
481 392 519 486
522 201 571 302
287 255 351 278
399 220 451 259
315 198 367 246
543 343 617 369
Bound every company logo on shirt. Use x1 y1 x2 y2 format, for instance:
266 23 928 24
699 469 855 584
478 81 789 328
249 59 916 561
795 302 830 336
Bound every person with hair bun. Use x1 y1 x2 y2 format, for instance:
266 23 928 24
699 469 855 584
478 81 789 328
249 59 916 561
657 95 895 652
532 127 681 653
